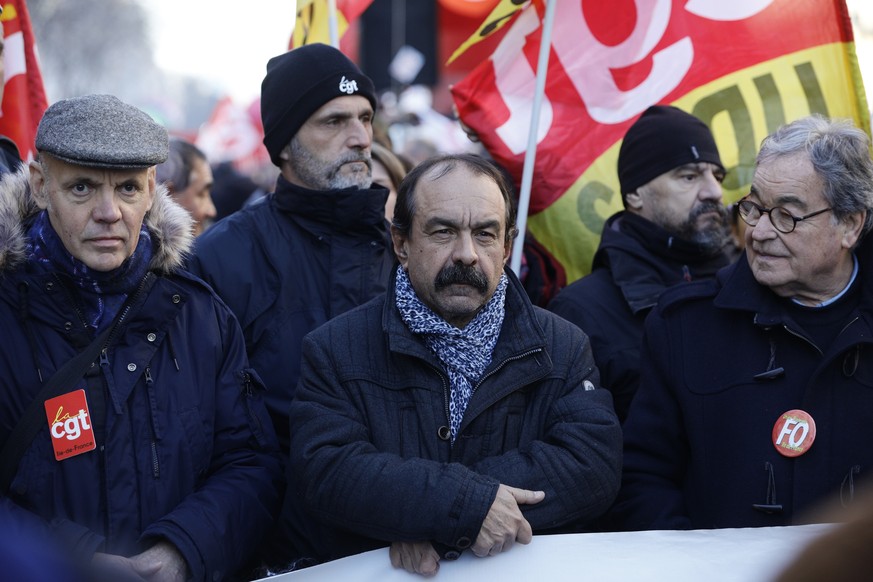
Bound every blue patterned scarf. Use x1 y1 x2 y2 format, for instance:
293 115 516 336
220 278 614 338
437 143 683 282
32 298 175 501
395 265 507 442
26 210 153 331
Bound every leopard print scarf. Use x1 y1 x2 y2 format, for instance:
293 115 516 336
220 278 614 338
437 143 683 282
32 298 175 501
395 265 507 442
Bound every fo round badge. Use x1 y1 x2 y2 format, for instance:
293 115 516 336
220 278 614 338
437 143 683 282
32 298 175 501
771 409 816 457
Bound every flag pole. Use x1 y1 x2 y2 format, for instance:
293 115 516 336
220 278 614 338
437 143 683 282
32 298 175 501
509 0 557 276
327 0 340 47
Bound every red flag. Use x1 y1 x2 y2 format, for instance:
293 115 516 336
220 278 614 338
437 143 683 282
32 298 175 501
0 0 48 162
195 97 271 177
452 0 868 281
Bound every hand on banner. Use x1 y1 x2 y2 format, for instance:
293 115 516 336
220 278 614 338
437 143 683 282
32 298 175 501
472 484 544 557
92 540 187 582
390 541 441 577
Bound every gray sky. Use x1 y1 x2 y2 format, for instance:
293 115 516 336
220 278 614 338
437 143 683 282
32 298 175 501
145 0 295 104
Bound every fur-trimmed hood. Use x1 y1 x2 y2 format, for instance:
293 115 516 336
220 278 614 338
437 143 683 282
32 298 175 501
0 163 194 273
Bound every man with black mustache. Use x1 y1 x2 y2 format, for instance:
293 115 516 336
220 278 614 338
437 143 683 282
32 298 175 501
548 105 735 422
285 154 622 575
187 44 395 569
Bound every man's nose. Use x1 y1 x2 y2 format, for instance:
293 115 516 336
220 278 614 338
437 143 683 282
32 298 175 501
203 195 217 220
698 170 723 202
346 119 371 149
451 232 478 265
91 190 122 222
750 210 779 241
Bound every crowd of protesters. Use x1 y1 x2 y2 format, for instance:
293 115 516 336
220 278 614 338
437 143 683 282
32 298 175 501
2 30 873 582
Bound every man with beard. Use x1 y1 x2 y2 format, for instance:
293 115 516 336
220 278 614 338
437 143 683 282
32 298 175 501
188 44 393 455
286 154 622 575
614 115 873 531
187 44 395 569
548 105 734 422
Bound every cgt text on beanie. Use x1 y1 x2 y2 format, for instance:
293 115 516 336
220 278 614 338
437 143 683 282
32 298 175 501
260 43 377 167
617 105 723 195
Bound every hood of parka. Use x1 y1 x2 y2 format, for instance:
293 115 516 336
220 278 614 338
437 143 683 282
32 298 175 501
0 163 194 274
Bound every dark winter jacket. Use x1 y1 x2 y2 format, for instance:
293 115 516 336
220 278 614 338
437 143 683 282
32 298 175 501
0 168 284 581
614 241 873 531
286 267 623 563
548 211 731 421
188 175 394 453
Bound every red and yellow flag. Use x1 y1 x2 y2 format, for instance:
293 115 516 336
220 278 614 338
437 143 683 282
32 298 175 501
0 0 48 162
292 0 374 48
451 0 868 282
447 0 529 65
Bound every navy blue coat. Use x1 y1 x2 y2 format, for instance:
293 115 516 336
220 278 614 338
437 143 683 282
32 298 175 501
614 241 873 531
0 169 283 581
188 175 394 453
548 212 731 422
287 268 623 562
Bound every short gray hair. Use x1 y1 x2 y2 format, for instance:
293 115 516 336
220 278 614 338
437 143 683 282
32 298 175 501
756 114 873 235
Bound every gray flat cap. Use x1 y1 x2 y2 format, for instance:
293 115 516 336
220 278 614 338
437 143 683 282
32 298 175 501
35 94 168 169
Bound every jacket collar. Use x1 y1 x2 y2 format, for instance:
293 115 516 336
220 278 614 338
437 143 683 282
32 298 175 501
384 265 549 366
271 174 390 235
712 255 787 326
594 211 731 314
0 164 193 275
714 239 873 329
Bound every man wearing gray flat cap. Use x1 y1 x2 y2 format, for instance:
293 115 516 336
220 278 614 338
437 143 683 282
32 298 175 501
0 94 283 582
187 45 395 567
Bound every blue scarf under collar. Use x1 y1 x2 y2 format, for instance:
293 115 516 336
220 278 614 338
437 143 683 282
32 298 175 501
395 265 507 443
26 210 153 331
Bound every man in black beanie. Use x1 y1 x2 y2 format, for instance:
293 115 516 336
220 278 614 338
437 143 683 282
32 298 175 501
548 105 735 423
186 44 395 567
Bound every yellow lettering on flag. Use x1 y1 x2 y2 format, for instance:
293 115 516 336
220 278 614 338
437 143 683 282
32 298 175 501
447 0 532 65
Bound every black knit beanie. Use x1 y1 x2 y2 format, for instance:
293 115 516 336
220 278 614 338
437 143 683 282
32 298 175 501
617 105 723 195
260 43 377 167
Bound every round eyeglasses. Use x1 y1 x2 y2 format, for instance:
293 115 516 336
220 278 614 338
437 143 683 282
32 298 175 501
736 198 832 234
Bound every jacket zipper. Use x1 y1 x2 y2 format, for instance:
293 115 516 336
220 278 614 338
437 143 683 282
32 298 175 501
53 272 155 537
241 371 264 435
425 363 451 433
781 313 861 357
472 348 544 395
434 348 545 447
52 273 89 332
101 272 153 352
144 367 160 478
97 273 155 408
780 325 822 355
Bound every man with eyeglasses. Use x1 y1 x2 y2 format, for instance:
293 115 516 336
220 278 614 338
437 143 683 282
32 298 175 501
613 114 873 531
548 105 735 423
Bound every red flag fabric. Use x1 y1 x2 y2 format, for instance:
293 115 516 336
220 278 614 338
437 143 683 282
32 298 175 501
0 0 48 162
195 97 271 177
451 0 869 282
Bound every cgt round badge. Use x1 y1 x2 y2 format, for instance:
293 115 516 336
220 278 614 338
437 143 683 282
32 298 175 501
771 409 817 457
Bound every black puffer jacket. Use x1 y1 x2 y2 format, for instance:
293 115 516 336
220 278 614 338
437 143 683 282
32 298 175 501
286 268 622 563
548 211 731 421
188 175 395 452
